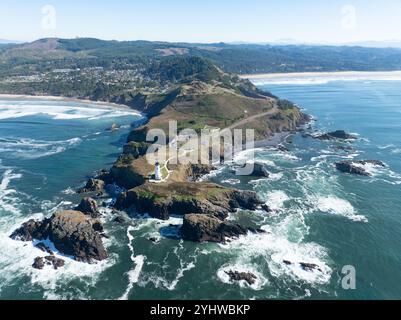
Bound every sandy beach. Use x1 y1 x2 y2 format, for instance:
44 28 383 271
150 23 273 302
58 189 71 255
241 70 401 80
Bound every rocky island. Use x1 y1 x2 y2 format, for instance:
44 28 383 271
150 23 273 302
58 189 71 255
11 210 108 263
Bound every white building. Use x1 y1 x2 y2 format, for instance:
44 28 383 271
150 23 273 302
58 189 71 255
154 162 162 181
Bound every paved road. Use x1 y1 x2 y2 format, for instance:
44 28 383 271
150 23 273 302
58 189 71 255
225 105 278 131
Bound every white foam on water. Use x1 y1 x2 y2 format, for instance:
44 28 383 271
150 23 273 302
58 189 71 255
378 144 395 150
0 137 82 159
0 169 21 194
221 179 241 185
0 221 115 297
218 224 332 286
0 170 22 213
351 162 383 176
164 261 196 291
120 217 185 298
249 71 401 86
232 148 264 165
268 172 283 181
265 190 290 211
119 226 147 299
252 158 276 167
0 183 116 299
0 102 140 121
197 166 225 182
61 187 75 195
217 264 268 291
315 196 367 222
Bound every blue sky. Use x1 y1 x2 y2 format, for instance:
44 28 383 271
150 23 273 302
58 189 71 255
1 0 400 43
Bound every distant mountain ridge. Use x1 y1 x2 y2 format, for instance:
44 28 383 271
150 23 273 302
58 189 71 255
2 37 401 74
0 39 22 44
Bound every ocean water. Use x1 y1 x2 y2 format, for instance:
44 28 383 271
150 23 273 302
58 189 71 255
1 79 401 300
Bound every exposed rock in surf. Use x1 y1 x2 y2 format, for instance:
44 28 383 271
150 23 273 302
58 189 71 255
32 256 65 270
11 210 108 263
300 262 322 272
251 162 270 178
189 164 216 181
277 145 289 152
10 220 48 242
181 214 260 243
334 145 354 152
231 190 263 211
225 270 257 286
283 260 322 272
231 162 269 178
32 257 45 270
113 216 126 224
77 178 105 194
75 197 99 218
335 160 385 176
261 204 272 213
148 237 160 244
35 242 54 255
315 130 358 141
123 141 150 159
107 123 121 131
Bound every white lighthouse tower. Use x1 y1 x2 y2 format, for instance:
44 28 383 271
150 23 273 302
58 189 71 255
154 161 162 181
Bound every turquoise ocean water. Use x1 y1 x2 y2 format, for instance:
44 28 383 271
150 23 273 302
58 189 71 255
0 79 400 299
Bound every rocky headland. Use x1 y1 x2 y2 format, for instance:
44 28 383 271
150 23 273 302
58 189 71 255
10 57 310 269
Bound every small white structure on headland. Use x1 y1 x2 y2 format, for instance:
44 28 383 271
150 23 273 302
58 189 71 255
154 161 162 181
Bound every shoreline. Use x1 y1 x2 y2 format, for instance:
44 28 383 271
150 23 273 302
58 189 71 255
240 70 401 80
0 93 141 113
254 132 290 148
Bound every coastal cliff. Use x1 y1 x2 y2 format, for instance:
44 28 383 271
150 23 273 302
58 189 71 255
105 58 308 241
9 56 309 265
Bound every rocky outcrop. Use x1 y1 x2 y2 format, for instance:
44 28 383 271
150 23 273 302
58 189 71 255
189 164 216 181
78 178 105 194
35 242 53 255
231 162 269 178
315 130 357 141
113 216 126 224
231 190 263 211
11 210 108 263
32 257 45 269
261 204 271 213
115 182 263 220
181 214 253 243
283 260 322 272
225 270 257 286
10 219 48 241
75 197 99 218
109 159 148 190
335 160 385 176
32 256 65 270
251 162 269 178
277 145 289 152
123 141 150 158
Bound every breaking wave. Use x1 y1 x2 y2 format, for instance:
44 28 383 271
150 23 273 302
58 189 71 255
248 71 401 86
0 101 141 121
0 137 82 159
